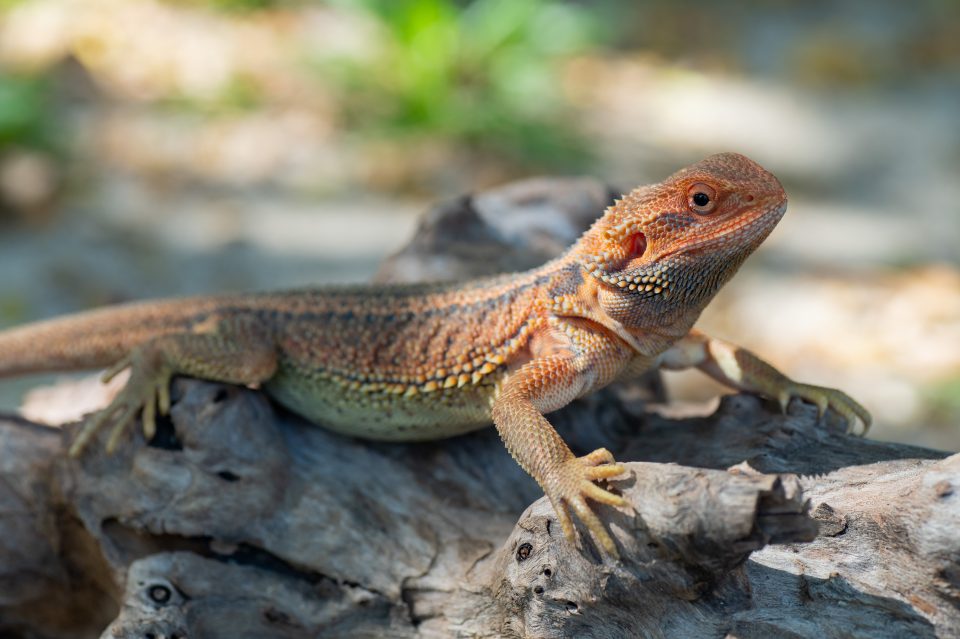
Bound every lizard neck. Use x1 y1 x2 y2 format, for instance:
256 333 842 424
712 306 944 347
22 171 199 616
538 257 700 357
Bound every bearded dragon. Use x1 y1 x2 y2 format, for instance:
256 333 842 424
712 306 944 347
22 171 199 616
0 153 870 555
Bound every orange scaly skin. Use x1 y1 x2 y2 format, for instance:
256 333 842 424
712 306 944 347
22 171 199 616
0 153 870 555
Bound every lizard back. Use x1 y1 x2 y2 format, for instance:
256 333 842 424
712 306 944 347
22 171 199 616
238 268 559 440
0 267 562 440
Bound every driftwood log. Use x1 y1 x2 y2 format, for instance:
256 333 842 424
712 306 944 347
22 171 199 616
1 178 958 638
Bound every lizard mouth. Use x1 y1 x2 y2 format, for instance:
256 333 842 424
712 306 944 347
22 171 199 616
589 200 787 297
583 200 785 296
657 200 787 261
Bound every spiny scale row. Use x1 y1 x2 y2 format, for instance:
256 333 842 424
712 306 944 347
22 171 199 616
600 218 641 241
584 264 671 294
331 370 499 397
314 322 538 398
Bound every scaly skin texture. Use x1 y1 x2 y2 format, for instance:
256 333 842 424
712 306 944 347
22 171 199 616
0 153 870 555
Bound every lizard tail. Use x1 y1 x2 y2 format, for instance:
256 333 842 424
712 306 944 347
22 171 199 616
0 297 221 377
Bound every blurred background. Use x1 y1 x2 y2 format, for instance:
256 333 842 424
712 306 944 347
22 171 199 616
0 0 957 449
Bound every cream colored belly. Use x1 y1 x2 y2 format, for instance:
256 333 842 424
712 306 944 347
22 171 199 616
264 368 501 442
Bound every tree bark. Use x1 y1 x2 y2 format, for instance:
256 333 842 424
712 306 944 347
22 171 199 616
0 178 957 638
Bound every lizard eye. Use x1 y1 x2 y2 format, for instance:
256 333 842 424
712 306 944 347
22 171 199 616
687 183 717 214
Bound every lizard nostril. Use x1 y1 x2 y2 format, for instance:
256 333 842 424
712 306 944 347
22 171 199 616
745 193 755 203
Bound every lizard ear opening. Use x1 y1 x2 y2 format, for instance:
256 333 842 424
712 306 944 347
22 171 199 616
626 232 647 259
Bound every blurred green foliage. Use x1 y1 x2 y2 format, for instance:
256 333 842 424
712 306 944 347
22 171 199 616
188 0 278 12
160 73 266 115
318 0 605 170
0 73 59 153
927 376 960 426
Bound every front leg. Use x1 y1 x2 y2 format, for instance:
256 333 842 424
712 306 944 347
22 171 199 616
660 329 871 433
491 328 631 556
70 315 278 456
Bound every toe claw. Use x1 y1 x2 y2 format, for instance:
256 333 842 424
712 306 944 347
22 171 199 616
581 448 615 466
101 357 131 384
582 481 626 507
839 409 856 434
68 427 92 458
777 391 790 414
815 397 829 420
105 406 137 454
552 498 576 544
584 463 625 481
69 404 115 457
569 496 618 557
104 424 123 455
142 391 157 440
158 381 171 416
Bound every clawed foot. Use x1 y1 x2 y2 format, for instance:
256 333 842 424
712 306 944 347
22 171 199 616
69 351 172 457
775 382 872 435
544 447 628 557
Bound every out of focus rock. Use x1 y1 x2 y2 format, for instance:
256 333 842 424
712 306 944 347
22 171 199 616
0 150 60 223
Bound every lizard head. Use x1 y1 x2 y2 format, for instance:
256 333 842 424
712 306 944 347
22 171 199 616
575 152 787 327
